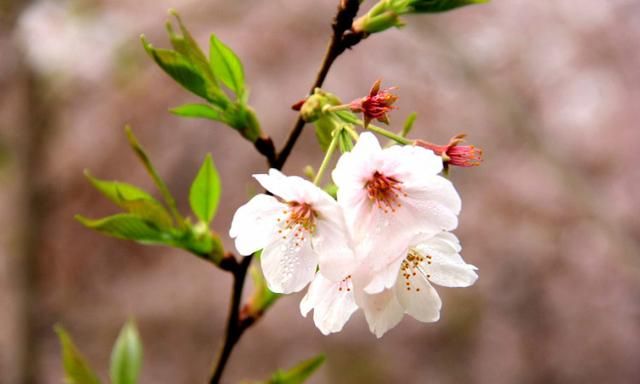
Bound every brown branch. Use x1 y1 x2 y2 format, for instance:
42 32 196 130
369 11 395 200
207 2 364 383
274 0 364 170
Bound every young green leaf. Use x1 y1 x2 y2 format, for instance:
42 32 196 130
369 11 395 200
75 214 174 246
170 103 225 121
110 321 143 384
209 34 245 97
124 126 184 227
313 115 340 152
85 171 154 204
119 199 174 230
84 172 173 228
55 325 102 384
409 0 489 13
165 10 216 86
268 355 326 384
141 36 212 102
189 154 221 224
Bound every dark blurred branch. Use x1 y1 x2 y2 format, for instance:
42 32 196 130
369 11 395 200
208 1 364 383
274 0 364 170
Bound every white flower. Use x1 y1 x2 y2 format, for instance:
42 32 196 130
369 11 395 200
332 132 462 293
230 169 354 294
300 273 358 335
357 232 478 338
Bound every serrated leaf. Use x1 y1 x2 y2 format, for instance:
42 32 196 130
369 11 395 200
189 154 221 224
170 103 225 121
209 34 245 97
142 37 211 102
110 321 142 384
55 325 102 384
409 0 488 13
268 355 325 384
75 214 174 246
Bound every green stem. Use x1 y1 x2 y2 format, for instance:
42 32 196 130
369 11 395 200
365 122 413 145
323 104 351 113
125 126 185 227
313 128 341 185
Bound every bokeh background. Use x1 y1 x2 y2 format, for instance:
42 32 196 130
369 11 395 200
2 0 640 383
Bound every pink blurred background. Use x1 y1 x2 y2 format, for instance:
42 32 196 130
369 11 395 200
1 0 640 383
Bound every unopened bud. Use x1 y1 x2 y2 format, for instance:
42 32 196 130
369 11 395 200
349 80 398 127
416 134 483 167
299 89 341 122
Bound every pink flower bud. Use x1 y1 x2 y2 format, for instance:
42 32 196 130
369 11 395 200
416 134 483 167
349 80 398 127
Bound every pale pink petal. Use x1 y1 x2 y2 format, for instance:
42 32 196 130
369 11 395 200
229 194 284 256
261 234 317 294
414 232 478 288
395 271 442 323
356 288 404 338
300 274 358 335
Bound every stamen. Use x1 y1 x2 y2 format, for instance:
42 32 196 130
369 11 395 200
365 171 404 213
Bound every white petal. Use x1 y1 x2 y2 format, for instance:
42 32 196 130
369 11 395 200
356 288 404 338
229 194 284 256
332 132 381 192
362 257 403 294
400 175 461 232
379 143 443 178
395 272 442 323
261 234 317 294
300 274 358 335
414 233 478 288
313 207 358 282
253 169 301 202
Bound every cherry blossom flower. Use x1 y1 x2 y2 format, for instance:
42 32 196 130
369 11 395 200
332 132 461 293
301 232 477 337
349 80 398 127
357 232 478 338
416 134 483 168
230 169 354 294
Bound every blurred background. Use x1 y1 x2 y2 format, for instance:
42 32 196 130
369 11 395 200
1 0 640 383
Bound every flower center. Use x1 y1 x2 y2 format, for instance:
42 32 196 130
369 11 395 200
365 171 406 213
276 201 317 247
337 275 353 292
400 249 433 292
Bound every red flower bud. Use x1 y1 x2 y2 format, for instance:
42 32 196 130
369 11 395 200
349 80 398 127
416 134 482 167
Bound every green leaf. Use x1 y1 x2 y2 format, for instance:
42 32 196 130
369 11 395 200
209 34 245 97
409 0 489 13
55 326 102 384
314 115 339 152
85 171 154 204
84 172 173 229
165 10 215 86
170 103 225 121
189 154 221 224
110 321 143 384
141 36 212 102
268 355 326 384
119 199 174 229
75 214 175 246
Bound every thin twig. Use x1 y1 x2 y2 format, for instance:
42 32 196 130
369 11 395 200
207 1 364 383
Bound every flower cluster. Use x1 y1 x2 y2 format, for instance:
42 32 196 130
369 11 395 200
230 132 477 337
